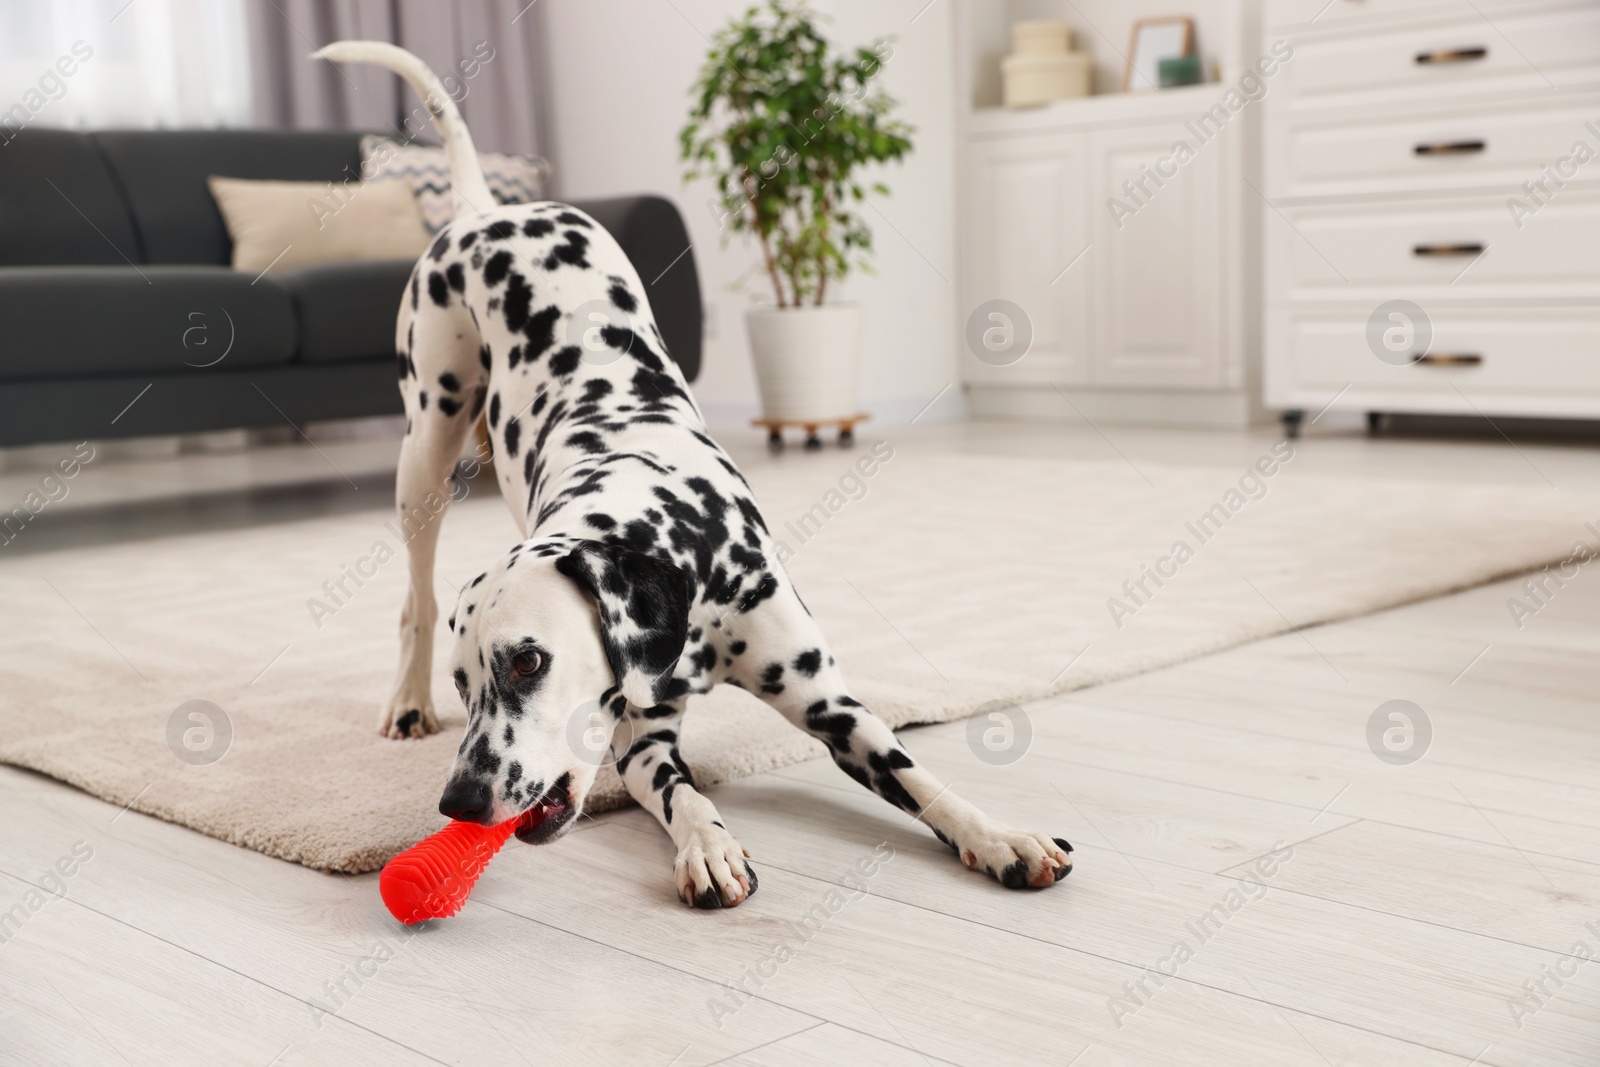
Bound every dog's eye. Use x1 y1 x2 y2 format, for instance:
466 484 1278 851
510 650 544 678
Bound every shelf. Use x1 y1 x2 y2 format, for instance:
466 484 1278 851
964 81 1240 137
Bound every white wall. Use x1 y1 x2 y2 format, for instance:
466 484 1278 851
539 0 962 429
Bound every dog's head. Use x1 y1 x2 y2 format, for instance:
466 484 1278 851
439 538 689 843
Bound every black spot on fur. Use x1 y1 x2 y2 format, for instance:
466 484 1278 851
439 372 460 392
503 415 521 458
760 662 784 695
609 283 637 312
543 230 590 270
427 271 449 307
438 396 461 416
565 431 605 454
548 345 583 377
792 648 822 677
469 733 501 775
503 273 533 333
446 262 466 293
524 306 562 362
486 220 517 240
483 250 513 286
394 710 420 733
488 392 501 428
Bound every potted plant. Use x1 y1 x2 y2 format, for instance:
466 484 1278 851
680 0 913 426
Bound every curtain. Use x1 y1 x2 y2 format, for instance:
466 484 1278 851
245 0 549 158
0 0 252 129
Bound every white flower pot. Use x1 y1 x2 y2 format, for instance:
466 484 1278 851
745 303 863 422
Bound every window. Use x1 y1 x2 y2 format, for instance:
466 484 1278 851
0 0 251 133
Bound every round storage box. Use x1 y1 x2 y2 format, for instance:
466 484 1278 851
1003 51 1091 107
1010 19 1073 55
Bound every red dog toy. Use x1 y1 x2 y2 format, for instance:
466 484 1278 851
379 811 535 924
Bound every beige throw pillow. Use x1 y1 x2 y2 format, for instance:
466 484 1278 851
207 175 431 275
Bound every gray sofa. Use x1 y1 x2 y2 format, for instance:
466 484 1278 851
0 129 702 448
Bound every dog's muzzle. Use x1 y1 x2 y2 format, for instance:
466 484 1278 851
514 773 575 845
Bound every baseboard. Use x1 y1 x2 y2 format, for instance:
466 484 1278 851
966 384 1267 428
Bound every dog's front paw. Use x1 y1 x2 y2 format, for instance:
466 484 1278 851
674 824 757 909
378 699 439 740
958 827 1072 889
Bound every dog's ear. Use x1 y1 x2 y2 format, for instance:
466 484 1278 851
555 541 689 707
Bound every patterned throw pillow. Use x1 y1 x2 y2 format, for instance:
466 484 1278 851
360 134 552 234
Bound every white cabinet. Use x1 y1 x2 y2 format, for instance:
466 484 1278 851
1263 0 1600 431
1088 122 1227 388
954 1 1263 427
962 133 1090 386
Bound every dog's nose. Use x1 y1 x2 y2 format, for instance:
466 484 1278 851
438 777 492 823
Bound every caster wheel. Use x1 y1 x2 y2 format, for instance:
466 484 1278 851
767 428 784 451
1282 410 1305 440
803 434 823 451
1366 411 1386 435
839 427 855 447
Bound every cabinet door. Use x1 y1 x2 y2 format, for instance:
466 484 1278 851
1089 122 1225 388
960 133 1090 385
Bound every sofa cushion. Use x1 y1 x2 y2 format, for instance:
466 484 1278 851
0 129 144 267
92 130 364 266
272 259 416 363
0 266 297 380
207 177 431 274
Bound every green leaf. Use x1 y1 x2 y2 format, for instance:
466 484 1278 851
675 0 913 306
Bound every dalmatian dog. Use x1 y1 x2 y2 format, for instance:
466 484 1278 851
318 42 1072 907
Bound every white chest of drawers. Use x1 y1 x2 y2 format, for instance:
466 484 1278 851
1262 0 1600 434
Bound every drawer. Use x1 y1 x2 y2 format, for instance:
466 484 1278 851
1267 95 1600 199
1267 0 1471 29
1275 308 1600 397
1272 192 1600 299
1275 1 1600 107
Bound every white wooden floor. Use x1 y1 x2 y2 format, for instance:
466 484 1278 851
3 419 1599 1066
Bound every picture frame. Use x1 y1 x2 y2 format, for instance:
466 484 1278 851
1124 16 1195 92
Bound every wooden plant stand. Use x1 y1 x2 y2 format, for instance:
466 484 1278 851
752 413 870 451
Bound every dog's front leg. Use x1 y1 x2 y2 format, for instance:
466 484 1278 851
758 662 1073 890
381 293 481 739
612 698 756 909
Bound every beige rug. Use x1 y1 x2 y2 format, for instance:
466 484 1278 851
2 446 1594 872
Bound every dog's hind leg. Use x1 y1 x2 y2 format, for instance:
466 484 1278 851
739 628 1073 890
610 695 756 909
381 261 486 739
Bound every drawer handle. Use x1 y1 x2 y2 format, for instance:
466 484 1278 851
1413 243 1485 257
1415 353 1483 366
1415 46 1488 65
1415 140 1486 156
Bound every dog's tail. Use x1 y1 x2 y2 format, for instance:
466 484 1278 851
311 40 494 221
